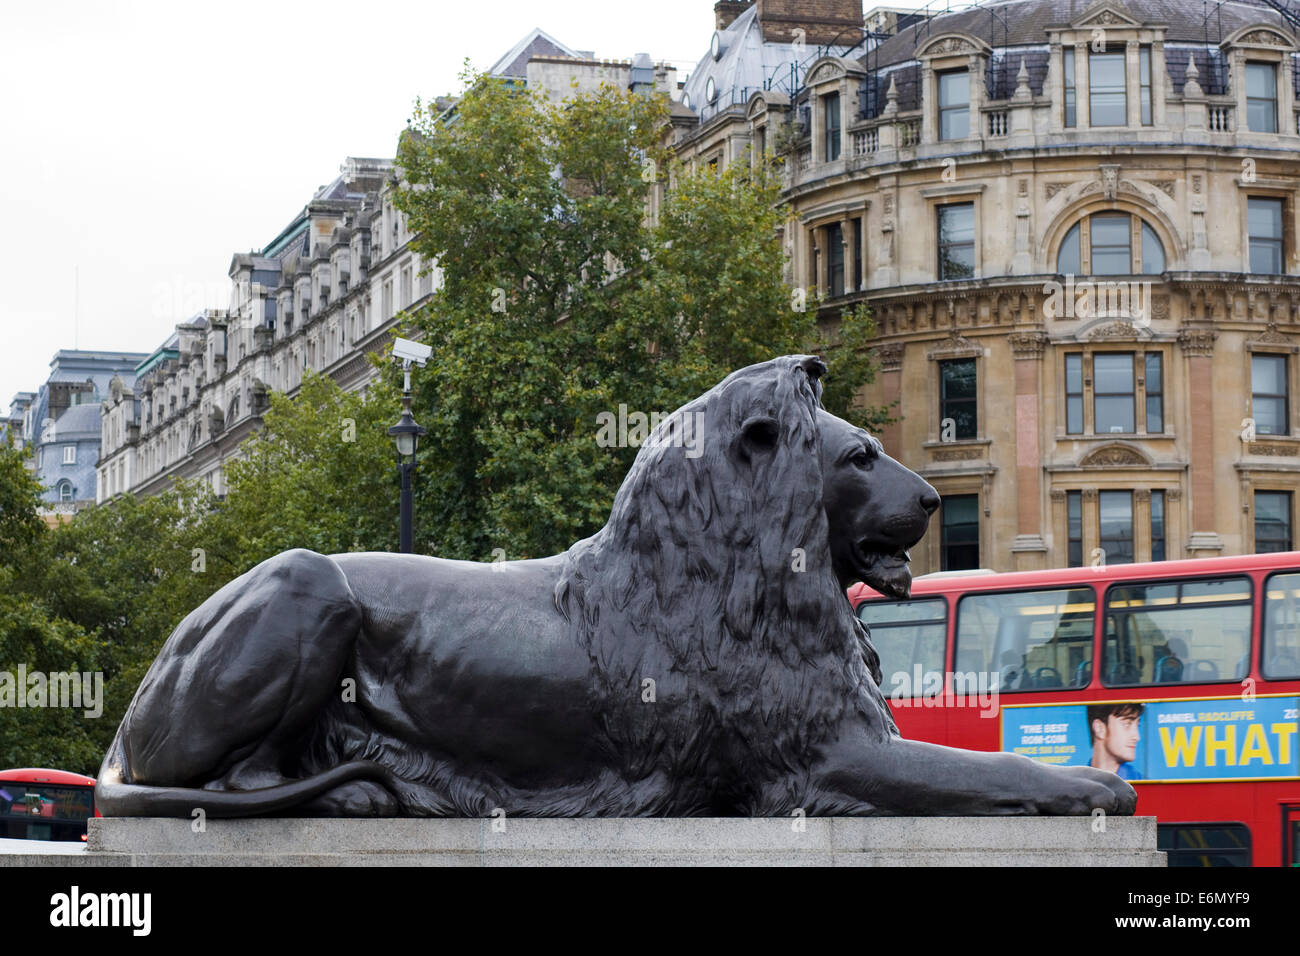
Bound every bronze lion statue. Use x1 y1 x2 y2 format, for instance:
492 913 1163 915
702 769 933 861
95 355 1136 817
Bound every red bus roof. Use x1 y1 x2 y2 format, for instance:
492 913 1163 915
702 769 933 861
0 768 96 786
849 551 1300 608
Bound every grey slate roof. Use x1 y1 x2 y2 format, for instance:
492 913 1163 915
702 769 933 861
869 0 1292 71
52 402 101 437
488 28 583 78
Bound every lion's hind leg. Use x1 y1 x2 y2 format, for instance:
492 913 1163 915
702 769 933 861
119 548 365 796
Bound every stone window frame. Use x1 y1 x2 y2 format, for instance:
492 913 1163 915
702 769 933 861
925 334 986 447
1238 186 1294 275
800 200 869 299
1057 344 1171 440
922 475 987 572
1045 198 1177 277
803 57 862 170
1244 336 1300 442
924 184 985 281
915 33 990 146
1051 485 1179 567
1046 7 1168 133
1251 488 1295 553
1221 24 1298 137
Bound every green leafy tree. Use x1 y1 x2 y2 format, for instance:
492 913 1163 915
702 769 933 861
394 72 887 560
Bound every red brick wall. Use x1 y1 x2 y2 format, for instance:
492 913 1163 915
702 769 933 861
756 0 863 46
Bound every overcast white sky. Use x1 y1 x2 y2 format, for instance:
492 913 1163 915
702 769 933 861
0 0 926 406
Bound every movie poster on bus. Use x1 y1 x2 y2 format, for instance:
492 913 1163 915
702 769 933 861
1001 696 1300 783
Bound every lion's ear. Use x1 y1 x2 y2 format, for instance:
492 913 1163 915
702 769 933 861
739 415 781 455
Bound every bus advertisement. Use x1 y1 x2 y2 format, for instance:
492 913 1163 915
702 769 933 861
850 551 1300 867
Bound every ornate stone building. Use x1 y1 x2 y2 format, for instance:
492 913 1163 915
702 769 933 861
97 31 676 504
670 0 1300 573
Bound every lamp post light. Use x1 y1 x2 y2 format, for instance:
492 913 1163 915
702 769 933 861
388 337 431 554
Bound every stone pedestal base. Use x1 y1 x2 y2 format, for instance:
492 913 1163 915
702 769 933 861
3 816 1165 866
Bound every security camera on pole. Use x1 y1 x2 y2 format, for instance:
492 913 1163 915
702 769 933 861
388 337 430 553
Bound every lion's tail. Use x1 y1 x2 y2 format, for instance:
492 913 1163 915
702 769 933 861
93 728 398 818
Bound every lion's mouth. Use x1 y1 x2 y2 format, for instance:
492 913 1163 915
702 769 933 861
854 540 913 600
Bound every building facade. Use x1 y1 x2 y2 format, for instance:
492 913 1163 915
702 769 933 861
23 351 148 513
669 0 1300 574
97 30 676 503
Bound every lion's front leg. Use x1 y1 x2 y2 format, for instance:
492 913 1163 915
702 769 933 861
814 734 1137 816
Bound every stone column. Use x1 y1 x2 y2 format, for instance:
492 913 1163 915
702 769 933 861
859 203 871 290
840 216 855 293
1126 40 1141 127
1152 40 1167 127
1179 328 1223 554
1076 42 1090 129
1134 488 1151 561
1009 331 1050 568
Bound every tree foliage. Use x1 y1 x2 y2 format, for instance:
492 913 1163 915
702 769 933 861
394 71 886 560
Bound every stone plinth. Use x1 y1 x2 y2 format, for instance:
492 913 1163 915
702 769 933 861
1 816 1166 866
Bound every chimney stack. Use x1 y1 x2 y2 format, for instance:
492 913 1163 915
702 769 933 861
756 0 863 46
714 1 753 30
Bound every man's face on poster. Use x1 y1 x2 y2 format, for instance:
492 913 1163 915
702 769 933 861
1103 712 1141 763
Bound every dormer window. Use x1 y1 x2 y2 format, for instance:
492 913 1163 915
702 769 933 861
937 69 969 140
1246 61 1278 132
823 92 841 160
1089 49 1126 126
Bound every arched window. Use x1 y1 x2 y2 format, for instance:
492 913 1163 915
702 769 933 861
1057 214 1165 275
57 480 73 503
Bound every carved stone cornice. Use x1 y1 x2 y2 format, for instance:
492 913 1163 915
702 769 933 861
1177 327 1217 356
1008 330 1049 359
1245 322 1300 353
1088 321 1143 341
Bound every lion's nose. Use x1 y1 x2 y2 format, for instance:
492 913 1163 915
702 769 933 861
919 488 940 515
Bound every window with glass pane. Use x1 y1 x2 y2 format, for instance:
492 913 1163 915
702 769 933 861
956 587 1095 691
1063 48 1076 127
853 217 862 291
1057 222 1081 274
1090 214 1132 275
826 222 845 297
1144 352 1163 432
1246 62 1277 133
1139 46 1152 125
1158 824 1252 867
1248 198 1284 273
1066 353 1084 433
1094 352 1135 433
824 92 841 161
1104 576 1252 685
857 598 947 696
941 494 979 570
938 203 975 279
940 358 977 440
1068 491 1083 567
1150 490 1166 561
1089 51 1126 126
1255 490 1292 553
1251 353 1288 435
938 69 969 140
1263 571 1300 678
1140 222 1165 274
1099 491 1134 565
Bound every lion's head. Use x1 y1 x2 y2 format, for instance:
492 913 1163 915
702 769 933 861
553 355 934 808
818 407 939 599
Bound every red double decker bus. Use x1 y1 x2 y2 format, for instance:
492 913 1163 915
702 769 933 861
0 769 98 842
850 552 1300 866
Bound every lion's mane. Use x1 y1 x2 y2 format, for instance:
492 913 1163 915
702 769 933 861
555 355 893 814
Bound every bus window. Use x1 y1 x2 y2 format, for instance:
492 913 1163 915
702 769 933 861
856 598 946 697
0 782 95 841
1264 571 1300 679
954 587 1095 692
1104 576 1251 686
1156 823 1252 867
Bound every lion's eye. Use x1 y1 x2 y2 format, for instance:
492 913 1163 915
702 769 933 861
852 452 871 467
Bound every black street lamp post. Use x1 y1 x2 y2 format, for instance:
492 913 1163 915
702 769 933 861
388 340 429 554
